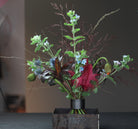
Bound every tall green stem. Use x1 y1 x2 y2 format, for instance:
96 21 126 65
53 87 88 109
72 24 76 54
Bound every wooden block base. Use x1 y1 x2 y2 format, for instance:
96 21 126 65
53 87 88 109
53 108 99 129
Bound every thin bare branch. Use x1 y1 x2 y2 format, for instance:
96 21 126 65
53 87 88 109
91 9 120 34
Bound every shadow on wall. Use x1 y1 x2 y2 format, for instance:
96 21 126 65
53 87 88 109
0 0 25 112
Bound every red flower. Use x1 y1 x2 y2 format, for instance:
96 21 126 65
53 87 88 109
77 63 98 91
68 59 98 91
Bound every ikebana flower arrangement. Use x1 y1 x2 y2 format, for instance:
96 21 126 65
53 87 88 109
27 10 133 114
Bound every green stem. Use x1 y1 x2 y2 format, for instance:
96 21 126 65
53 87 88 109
43 46 54 58
72 24 76 54
54 79 70 95
70 109 74 114
65 80 77 99
80 109 85 114
93 57 108 69
78 109 81 114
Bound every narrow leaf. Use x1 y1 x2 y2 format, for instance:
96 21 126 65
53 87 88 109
72 73 81 80
42 37 48 43
74 36 85 40
107 75 116 85
64 23 73 26
55 48 61 57
64 35 73 40
74 39 85 45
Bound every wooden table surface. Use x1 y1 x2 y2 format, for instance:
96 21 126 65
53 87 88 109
0 112 138 129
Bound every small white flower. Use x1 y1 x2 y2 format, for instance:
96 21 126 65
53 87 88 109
81 59 87 65
75 14 80 19
123 55 127 58
44 41 49 46
32 35 41 41
75 54 80 61
113 60 121 66
70 19 76 23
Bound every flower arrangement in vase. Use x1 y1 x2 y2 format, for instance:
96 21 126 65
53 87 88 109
27 7 133 115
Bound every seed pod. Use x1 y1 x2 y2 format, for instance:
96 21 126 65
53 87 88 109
27 73 36 81
104 63 112 73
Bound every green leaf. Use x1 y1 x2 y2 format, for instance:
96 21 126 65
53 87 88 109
64 23 73 26
55 48 61 57
65 51 74 57
74 89 80 93
58 87 66 92
73 28 80 33
74 39 85 45
70 42 74 46
42 37 48 43
107 75 116 85
64 35 73 40
66 94 72 99
74 36 85 40
124 65 129 69
50 44 54 48
82 92 91 97
35 45 41 52
63 75 71 80
130 58 133 61
31 41 37 45
72 73 81 80
93 87 98 94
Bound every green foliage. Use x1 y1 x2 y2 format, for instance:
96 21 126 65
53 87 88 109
66 94 73 99
27 9 134 101
64 35 73 40
93 87 98 94
58 87 66 92
55 48 61 57
71 72 81 80
82 92 91 97
106 75 116 85
65 51 74 57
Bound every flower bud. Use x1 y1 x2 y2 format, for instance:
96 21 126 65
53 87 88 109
104 63 112 73
27 73 36 81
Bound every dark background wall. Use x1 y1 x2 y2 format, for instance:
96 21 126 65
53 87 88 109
25 0 138 112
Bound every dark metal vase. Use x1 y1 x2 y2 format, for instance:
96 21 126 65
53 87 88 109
71 99 85 109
